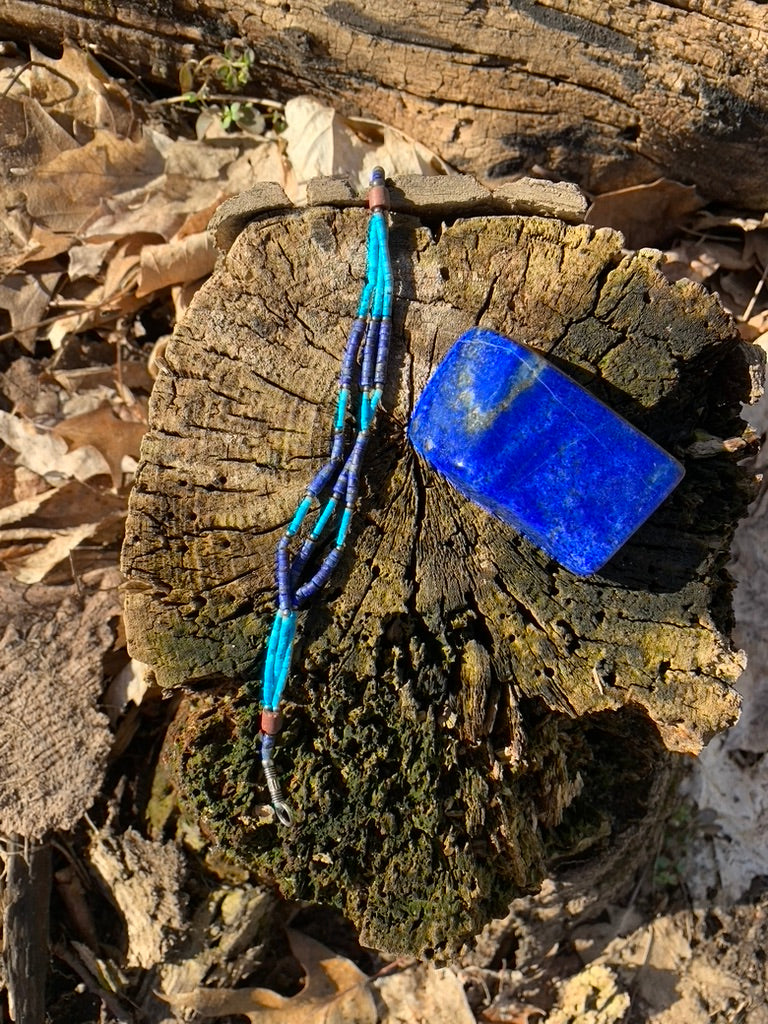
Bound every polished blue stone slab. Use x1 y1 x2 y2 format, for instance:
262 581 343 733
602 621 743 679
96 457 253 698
408 328 684 575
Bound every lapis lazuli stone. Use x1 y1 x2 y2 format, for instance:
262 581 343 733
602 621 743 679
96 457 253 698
408 328 684 576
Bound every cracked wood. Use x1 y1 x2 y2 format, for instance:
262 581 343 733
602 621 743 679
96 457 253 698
120 177 759 954
4 0 767 206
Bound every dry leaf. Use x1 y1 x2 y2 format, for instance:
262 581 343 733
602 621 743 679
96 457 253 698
663 240 753 285
0 93 78 177
82 131 235 243
23 130 166 234
481 997 546 1024
586 178 704 250
0 43 294 351
0 271 61 350
282 95 450 195
0 409 111 483
0 486 62 527
375 962 476 1024
53 403 146 490
103 658 151 725
24 43 138 140
693 210 768 233
171 279 205 321
137 230 217 297
68 239 114 282
0 475 126 582
21 224 74 265
4 520 109 584
0 477 124 528
163 929 377 1023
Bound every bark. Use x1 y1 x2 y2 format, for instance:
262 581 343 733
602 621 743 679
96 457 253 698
2 0 767 207
2 838 52 1024
120 174 761 955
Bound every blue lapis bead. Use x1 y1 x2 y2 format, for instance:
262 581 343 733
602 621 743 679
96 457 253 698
374 319 392 387
408 328 684 576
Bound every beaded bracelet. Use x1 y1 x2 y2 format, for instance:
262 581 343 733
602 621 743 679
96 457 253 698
260 167 393 824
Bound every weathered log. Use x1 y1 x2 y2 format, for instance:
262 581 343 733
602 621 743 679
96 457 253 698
122 174 758 955
3 0 767 208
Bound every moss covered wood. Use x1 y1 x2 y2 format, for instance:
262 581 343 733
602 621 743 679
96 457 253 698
5 0 768 208
122 174 757 955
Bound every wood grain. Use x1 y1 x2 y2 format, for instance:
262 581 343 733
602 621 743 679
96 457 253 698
120 176 758 953
4 0 767 205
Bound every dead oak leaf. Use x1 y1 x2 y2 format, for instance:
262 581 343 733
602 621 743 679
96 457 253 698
25 42 138 140
53 403 147 490
282 95 450 197
163 929 377 1023
0 271 62 351
586 178 704 250
137 230 217 297
23 130 165 234
0 409 110 483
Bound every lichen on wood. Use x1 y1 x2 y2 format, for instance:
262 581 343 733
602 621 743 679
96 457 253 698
122 176 759 955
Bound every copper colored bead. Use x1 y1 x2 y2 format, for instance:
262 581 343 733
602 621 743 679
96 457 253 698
368 184 389 210
261 710 283 735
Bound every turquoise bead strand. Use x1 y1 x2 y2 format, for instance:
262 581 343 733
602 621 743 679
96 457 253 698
259 168 393 824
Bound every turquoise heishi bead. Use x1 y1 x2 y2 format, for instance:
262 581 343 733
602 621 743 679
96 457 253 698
408 329 684 576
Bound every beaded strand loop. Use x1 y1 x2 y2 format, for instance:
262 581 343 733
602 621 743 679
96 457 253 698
260 168 393 824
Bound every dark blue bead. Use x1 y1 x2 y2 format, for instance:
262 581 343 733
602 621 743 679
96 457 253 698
408 328 684 576
374 319 392 386
361 321 379 388
295 547 342 604
340 319 365 383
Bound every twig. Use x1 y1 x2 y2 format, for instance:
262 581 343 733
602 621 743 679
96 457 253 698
153 93 283 108
51 942 134 1023
741 260 768 323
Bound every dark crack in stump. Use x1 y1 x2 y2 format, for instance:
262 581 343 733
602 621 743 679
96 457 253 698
122 176 760 956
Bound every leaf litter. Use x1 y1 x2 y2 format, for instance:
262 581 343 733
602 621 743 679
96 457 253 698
0 36 766 1024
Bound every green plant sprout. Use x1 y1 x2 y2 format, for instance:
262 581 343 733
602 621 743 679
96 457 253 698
167 42 282 132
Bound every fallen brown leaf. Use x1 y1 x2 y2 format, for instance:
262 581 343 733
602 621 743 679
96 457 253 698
24 130 165 235
0 92 78 177
163 929 377 1023
282 95 450 195
586 178 704 250
0 271 61 351
0 409 111 483
1 520 117 584
481 997 546 1024
53 403 147 491
375 961 476 1024
137 231 217 297
24 42 138 140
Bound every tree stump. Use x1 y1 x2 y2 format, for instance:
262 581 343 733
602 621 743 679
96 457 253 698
5 0 768 207
122 174 759 956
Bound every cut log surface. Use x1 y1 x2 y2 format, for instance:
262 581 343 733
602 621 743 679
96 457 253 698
122 174 757 955
5 0 768 206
